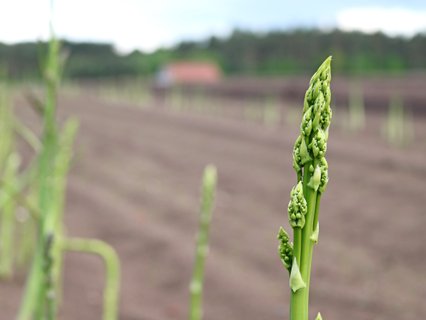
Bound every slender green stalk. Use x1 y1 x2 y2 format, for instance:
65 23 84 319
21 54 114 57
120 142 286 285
18 20 120 320
0 83 41 278
189 165 218 320
62 237 121 320
18 30 63 320
0 153 20 278
348 83 365 132
278 57 332 320
16 206 37 270
13 120 42 152
18 117 78 320
51 118 79 301
0 86 13 172
299 169 317 318
19 236 45 320
0 87 16 279
43 233 55 320
0 162 39 271
263 96 281 126
382 96 413 147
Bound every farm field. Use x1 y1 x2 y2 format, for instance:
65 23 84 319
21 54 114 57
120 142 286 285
1 87 425 320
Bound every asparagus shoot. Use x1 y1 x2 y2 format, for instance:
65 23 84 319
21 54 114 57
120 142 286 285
189 165 218 320
278 57 332 320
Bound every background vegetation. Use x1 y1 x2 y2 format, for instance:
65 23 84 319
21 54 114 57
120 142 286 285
1 29 426 79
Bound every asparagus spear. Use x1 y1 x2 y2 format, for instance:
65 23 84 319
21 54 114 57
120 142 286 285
189 165 218 320
278 57 332 320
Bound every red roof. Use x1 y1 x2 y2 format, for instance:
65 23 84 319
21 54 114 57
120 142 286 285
165 62 221 84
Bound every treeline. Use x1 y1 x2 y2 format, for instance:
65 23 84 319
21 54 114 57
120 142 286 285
1 29 426 79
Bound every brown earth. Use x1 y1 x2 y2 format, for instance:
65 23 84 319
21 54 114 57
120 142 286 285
155 73 426 114
1 91 426 320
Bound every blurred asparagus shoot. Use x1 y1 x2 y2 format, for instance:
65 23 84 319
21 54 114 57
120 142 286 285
382 96 413 147
0 83 40 279
18 27 121 320
348 83 365 132
189 165 218 320
0 88 16 279
263 96 281 126
62 237 121 320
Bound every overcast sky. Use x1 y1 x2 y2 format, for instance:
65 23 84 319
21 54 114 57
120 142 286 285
1 0 426 53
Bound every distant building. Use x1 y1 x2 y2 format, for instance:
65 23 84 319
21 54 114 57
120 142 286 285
156 61 222 88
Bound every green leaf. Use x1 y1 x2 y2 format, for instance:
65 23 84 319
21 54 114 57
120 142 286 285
315 312 323 320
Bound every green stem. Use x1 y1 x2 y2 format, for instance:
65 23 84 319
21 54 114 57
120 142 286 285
189 165 217 320
18 33 61 320
312 195 322 238
293 228 302 264
291 163 318 320
305 194 322 295
17 242 44 320
16 214 36 270
62 237 121 320
0 154 19 279
13 120 42 152
0 195 16 279
51 118 78 304
301 188 317 274
44 234 55 320
290 227 303 320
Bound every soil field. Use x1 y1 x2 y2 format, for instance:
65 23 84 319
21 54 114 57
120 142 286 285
1 92 425 320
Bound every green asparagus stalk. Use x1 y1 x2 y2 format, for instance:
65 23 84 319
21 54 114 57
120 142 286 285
0 72 42 279
50 118 79 311
277 57 332 320
382 96 413 147
43 233 55 320
19 22 121 320
0 153 20 279
0 88 16 279
18 117 78 320
0 86 13 173
263 96 281 126
16 204 37 270
13 120 42 153
18 30 62 320
0 159 39 273
61 237 121 320
4 160 40 271
189 165 218 320
348 83 365 132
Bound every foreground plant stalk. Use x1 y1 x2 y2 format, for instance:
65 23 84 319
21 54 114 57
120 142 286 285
62 237 121 320
18 28 121 320
18 32 62 320
278 57 332 320
0 153 20 278
189 165 217 320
